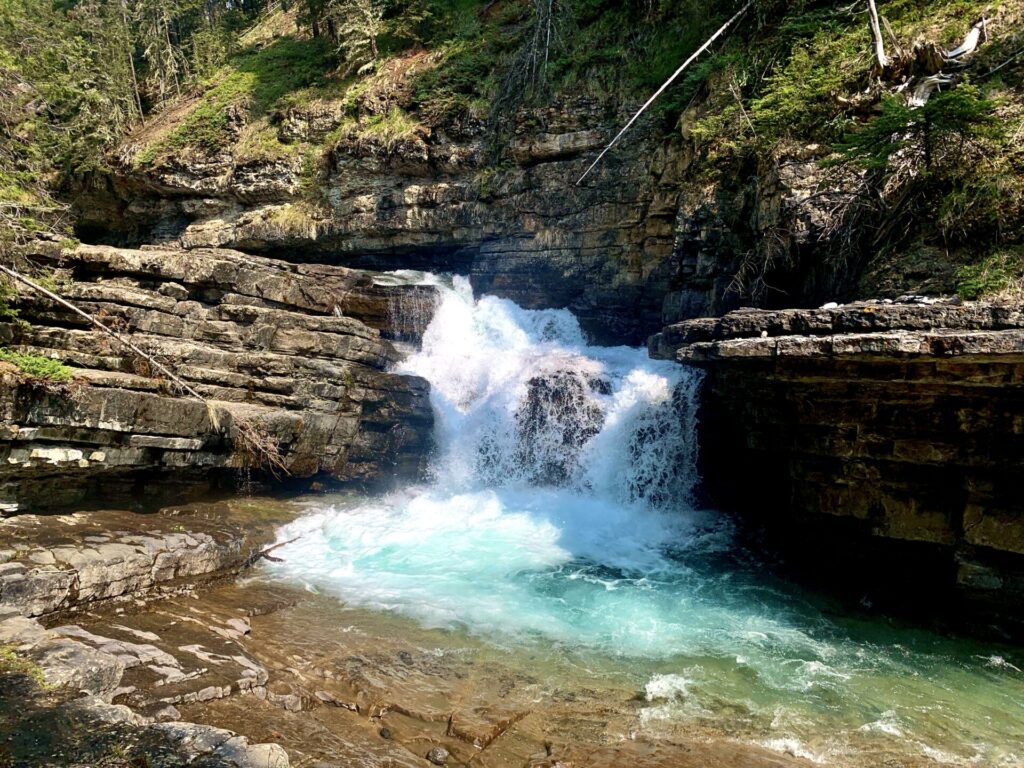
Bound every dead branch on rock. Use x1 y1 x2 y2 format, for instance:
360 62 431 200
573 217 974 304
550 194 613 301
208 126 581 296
872 5 990 108
575 0 752 185
0 261 291 477
726 226 792 303
244 536 300 568
491 0 566 137
0 262 206 401
907 73 954 107
233 415 289 479
944 18 986 61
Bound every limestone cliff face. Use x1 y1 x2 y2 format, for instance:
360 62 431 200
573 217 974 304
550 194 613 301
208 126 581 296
0 244 435 511
651 302 1024 633
77 94 854 346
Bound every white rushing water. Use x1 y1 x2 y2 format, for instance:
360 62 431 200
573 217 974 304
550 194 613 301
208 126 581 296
273 276 710 651
269 276 1024 766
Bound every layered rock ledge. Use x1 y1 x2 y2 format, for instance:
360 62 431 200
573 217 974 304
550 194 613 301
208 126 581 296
0 502 283 621
0 243 436 511
651 301 1024 633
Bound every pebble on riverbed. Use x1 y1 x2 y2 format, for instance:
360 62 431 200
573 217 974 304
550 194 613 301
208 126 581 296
426 746 449 765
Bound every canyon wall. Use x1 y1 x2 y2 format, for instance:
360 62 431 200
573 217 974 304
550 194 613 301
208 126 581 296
76 90 861 346
651 302 1024 632
0 243 434 512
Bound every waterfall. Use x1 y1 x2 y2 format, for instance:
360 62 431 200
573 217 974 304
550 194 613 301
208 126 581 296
398 276 702 508
270 276 709 650
266 278 1024 766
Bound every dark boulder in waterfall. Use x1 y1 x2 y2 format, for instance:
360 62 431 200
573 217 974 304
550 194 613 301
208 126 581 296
514 371 607 486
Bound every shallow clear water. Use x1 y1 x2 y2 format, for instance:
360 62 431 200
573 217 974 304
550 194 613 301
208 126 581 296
270 277 1024 765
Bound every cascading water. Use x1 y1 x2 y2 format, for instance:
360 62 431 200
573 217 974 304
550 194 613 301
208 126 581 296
269 277 1024 766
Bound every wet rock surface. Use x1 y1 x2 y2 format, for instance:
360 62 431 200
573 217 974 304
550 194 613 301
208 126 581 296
82 580 811 768
0 500 285 621
651 301 1024 634
0 243 435 512
0 498 294 767
0 495 815 768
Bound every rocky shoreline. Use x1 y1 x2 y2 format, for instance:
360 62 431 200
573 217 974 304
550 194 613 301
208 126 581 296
0 499 294 767
0 495 814 768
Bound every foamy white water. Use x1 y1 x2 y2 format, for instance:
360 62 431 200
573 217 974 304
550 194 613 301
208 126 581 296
269 277 1024 766
272 276 709 651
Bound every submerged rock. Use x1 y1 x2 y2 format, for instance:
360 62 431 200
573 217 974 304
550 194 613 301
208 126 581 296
515 371 605 486
426 746 449 765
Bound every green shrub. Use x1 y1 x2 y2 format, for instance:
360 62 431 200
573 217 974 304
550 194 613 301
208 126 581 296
0 349 74 382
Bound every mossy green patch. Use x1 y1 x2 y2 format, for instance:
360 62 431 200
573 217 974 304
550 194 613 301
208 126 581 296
955 248 1024 300
0 349 74 382
0 645 49 689
359 107 422 150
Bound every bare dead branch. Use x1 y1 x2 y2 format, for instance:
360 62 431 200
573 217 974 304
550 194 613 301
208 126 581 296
0 262 206 400
575 0 753 185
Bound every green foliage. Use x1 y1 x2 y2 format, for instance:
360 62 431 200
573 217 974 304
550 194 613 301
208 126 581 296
955 249 1024 300
144 37 333 159
541 0 723 105
0 348 74 381
834 85 1015 246
837 86 1002 171
0 645 50 688
0 277 19 321
749 12 868 142
358 106 420 148
410 39 494 120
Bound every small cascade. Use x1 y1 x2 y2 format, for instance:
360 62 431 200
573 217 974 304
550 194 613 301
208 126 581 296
374 270 445 343
395 276 703 507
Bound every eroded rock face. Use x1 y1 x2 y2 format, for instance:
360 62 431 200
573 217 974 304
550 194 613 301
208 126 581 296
0 244 436 511
74 96 789 345
651 301 1024 633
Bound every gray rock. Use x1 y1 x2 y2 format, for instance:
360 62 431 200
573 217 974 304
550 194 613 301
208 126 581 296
0 244 436 511
426 746 449 765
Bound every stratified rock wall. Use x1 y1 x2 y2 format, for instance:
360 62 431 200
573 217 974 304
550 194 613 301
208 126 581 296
651 301 1024 631
78 95 853 345
0 244 435 511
